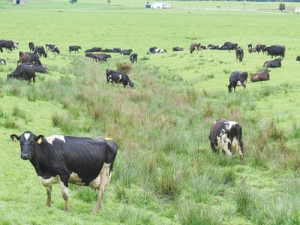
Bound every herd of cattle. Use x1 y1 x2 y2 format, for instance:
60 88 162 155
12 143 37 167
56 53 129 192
2 38 299 213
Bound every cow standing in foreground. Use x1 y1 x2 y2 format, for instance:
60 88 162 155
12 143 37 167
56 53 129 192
7 64 35 84
209 118 244 162
10 131 118 213
106 69 134 88
227 71 248 93
190 43 201 54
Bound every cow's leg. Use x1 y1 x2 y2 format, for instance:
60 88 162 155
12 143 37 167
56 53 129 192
210 141 218 153
46 186 52 207
59 179 71 212
92 163 112 214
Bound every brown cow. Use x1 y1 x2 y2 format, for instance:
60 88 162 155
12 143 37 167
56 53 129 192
17 52 31 65
190 43 201 54
250 69 270 82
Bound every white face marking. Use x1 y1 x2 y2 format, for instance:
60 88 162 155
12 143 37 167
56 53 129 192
39 175 60 187
46 135 65 144
24 133 30 140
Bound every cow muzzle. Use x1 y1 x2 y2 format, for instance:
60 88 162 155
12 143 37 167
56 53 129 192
21 154 31 160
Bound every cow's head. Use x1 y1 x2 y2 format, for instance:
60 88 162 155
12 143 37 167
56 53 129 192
129 82 134 88
10 131 44 160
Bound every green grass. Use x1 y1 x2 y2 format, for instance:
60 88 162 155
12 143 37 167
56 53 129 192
1 1 300 224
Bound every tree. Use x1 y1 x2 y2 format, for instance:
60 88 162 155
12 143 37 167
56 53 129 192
279 3 285 12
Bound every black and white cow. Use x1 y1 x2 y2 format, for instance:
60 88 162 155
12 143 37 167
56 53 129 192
10 131 118 213
190 43 201 54
265 45 285 58
34 46 47 58
130 53 137 63
209 118 244 162
69 45 81 53
29 42 35 52
0 58 6 65
264 58 282 68
7 64 35 84
227 71 248 93
235 47 244 62
106 69 134 88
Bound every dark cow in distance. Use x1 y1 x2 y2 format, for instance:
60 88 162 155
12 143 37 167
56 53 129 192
265 45 285 58
84 47 102 53
34 46 47 58
296 56 300 62
7 64 35 84
190 43 201 54
250 68 270 82
120 49 132 55
130 53 137 63
0 58 6 65
29 42 34 52
227 71 248 93
85 53 111 62
209 118 244 162
235 47 244 62
10 131 118 213
106 69 134 88
255 44 266 54
69 45 81 53
224 42 238 52
173 47 184 51
264 58 282 68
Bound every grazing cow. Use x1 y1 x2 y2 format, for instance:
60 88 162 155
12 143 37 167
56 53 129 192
106 69 134 88
255 44 266 54
130 53 137 63
264 58 282 68
235 47 244 62
190 43 201 54
120 49 132 55
18 52 42 65
227 71 248 93
69 45 81 53
247 44 252 53
250 68 270 82
10 131 118 213
296 56 300 62
29 42 35 52
34 46 47 58
265 45 285 58
51 46 61 54
173 47 184 51
7 64 35 84
208 118 244 162
224 42 238 52
0 58 6 65
84 47 102 53
46 44 56 51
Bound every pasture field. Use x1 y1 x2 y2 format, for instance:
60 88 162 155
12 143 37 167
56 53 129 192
1 1 300 224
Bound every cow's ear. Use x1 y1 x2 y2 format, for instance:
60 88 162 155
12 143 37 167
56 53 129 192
35 135 44 144
10 134 20 141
